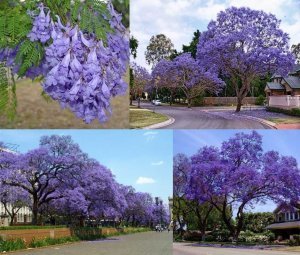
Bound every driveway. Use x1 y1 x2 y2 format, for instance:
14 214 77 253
173 243 297 255
141 102 270 129
10 231 172 255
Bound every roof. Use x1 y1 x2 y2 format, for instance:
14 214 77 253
283 76 300 89
271 74 282 79
274 202 300 214
271 64 300 79
289 64 300 74
267 221 300 230
266 82 285 90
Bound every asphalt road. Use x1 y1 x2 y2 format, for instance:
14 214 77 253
11 232 172 255
141 102 270 129
173 243 296 255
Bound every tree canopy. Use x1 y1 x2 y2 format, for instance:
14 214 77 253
197 7 295 111
145 34 175 67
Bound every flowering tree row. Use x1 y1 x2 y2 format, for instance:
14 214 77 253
138 7 296 111
0 136 169 227
174 131 300 242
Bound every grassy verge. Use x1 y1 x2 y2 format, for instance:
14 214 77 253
130 108 169 128
0 225 66 230
29 236 80 248
0 227 151 252
267 118 300 124
278 246 300 252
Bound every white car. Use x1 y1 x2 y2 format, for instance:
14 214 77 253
153 100 162 106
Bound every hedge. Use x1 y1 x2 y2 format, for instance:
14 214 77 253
266 106 300 117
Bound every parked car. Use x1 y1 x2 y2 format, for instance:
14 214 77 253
155 224 164 232
152 100 162 106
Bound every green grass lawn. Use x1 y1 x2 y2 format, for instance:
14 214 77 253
267 117 300 124
278 246 300 252
0 79 129 129
130 108 169 128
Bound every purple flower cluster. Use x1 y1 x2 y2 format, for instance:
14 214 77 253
1 2 129 124
39 4 128 123
27 4 52 44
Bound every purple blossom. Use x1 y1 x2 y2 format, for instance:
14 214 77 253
28 4 52 44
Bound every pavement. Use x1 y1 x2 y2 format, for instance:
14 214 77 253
140 102 270 129
10 231 172 255
173 243 298 255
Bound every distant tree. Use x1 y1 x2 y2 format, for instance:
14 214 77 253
242 212 275 233
0 185 30 226
130 36 139 59
131 63 151 107
292 44 300 64
145 34 175 67
182 30 201 58
197 7 295 112
169 53 224 108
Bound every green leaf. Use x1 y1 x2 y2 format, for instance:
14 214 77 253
0 63 17 121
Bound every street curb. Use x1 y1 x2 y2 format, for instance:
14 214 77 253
237 114 277 129
143 115 175 129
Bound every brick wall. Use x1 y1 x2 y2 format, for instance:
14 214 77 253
203 97 256 106
0 228 71 243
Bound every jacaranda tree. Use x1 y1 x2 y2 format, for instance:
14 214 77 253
197 7 295 112
130 63 151 108
152 53 224 108
186 131 300 242
0 135 169 227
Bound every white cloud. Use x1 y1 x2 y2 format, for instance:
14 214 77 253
143 131 158 141
136 177 156 184
143 131 158 136
151 160 164 166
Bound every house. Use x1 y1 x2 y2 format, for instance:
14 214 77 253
265 65 300 108
0 146 32 226
266 202 300 240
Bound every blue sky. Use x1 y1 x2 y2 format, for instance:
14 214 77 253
131 0 300 69
174 130 300 213
0 130 173 204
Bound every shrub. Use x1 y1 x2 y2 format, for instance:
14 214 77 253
255 95 266 105
211 229 231 242
204 235 215 242
266 107 300 117
29 236 79 248
183 231 202 241
238 230 274 244
0 238 26 252
191 95 205 106
289 235 300 246
71 227 103 240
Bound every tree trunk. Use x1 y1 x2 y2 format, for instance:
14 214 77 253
137 97 141 108
130 95 133 106
187 98 192 108
232 230 240 244
32 195 39 225
201 228 206 242
236 96 243 112
10 213 15 226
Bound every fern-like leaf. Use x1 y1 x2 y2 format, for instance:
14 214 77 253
0 63 17 120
